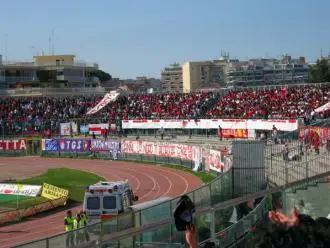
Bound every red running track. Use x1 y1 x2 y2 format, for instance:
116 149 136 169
0 157 202 248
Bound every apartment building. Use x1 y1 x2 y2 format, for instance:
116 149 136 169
182 58 227 93
0 54 100 89
182 55 309 92
161 63 183 92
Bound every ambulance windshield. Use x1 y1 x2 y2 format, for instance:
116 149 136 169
87 196 100 210
103 196 117 209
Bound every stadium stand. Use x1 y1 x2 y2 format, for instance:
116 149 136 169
206 86 330 119
1 85 330 135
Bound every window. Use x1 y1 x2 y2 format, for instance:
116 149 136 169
103 196 117 209
87 196 100 210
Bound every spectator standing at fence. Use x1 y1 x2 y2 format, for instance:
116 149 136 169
304 127 309 145
159 126 164 140
312 130 320 155
218 125 222 141
104 129 108 140
282 142 289 161
272 125 278 144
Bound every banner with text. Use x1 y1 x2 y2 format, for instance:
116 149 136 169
41 183 69 200
222 129 248 139
91 139 121 152
41 139 91 152
122 119 298 132
121 140 201 162
0 183 42 197
0 139 27 151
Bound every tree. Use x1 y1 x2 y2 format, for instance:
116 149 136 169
93 70 112 82
308 59 330 83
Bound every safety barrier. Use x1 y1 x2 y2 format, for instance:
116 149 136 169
0 197 68 225
5 123 330 247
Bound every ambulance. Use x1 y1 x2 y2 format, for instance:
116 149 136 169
83 180 139 222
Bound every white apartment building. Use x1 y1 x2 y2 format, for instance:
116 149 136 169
182 55 309 92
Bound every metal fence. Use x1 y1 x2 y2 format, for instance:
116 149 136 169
1 82 329 97
3 122 330 248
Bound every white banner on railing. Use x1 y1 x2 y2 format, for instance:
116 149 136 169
60 123 71 136
121 140 228 173
121 140 201 162
204 149 231 173
122 119 298 131
86 91 120 115
0 184 42 197
193 146 202 172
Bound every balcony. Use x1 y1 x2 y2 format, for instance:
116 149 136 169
2 60 99 69
56 75 100 83
0 76 38 82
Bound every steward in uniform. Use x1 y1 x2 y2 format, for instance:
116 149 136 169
64 210 75 247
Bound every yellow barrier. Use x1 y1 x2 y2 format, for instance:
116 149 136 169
0 197 68 225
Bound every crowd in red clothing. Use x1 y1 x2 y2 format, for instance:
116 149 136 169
206 86 330 119
0 85 329 135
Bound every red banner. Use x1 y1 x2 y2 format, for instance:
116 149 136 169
299 126 330 143
221 129 248 139
0 139 27 151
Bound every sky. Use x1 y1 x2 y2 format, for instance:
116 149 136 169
1 0 329 79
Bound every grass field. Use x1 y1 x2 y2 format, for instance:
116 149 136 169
20 168 106 202
0 194 49 209
123 160 216 183
162 164 216 183
0 168 105 210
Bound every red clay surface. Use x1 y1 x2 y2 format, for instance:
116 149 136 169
0 157 202 248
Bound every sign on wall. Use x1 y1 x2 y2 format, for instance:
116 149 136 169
121 140 202 162
91 139 120 152
0 139 27 151
41 139 90 152
0 183 42 197
122 119 298 131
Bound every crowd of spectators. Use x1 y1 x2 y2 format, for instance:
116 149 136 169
185 208 330 248
0 85 330 135
206 86 330 119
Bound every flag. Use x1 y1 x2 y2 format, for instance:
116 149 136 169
17 183 23 190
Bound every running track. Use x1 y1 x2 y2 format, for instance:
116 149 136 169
0 157 202 248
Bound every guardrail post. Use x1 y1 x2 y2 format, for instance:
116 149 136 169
305 149 309 185
285 160 289 185
210 208 216 243
270 153 273 175
46 238 49 248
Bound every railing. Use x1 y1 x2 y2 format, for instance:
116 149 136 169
0 87 107 97
4 121 330 248
0 81 329 98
